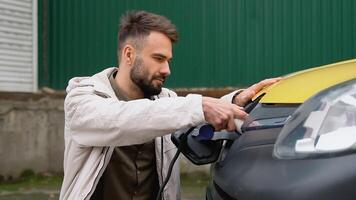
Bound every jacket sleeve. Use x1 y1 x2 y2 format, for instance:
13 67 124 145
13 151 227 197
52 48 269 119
220 89 244 103
64 87 205 147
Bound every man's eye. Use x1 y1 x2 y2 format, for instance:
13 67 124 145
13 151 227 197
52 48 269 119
155 57 164 62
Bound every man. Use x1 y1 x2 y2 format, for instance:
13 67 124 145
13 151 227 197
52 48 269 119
59 10 280 200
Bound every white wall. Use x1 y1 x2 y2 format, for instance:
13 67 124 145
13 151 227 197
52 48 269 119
0 0 37 92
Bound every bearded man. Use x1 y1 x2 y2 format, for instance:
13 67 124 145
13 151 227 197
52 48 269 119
59 10 279 200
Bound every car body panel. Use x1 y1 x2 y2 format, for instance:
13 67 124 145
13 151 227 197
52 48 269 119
207 59 356 200
255 59 356 104
209 138 356 200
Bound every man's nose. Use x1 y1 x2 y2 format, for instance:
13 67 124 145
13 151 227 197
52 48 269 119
160 62 171 76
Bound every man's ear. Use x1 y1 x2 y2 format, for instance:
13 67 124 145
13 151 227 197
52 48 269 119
122 44 136 66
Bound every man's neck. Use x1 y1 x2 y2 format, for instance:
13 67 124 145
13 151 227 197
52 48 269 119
115 67 145 100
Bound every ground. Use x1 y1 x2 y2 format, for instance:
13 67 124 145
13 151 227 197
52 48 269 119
0 173 209 200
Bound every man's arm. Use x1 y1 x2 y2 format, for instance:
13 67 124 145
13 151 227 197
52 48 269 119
65 87 205 147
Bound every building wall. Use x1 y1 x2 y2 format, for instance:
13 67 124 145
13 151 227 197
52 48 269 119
0 93 64 178
38 0 356 90
0 0 37 92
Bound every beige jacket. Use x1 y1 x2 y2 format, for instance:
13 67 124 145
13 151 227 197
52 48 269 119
59 68 211 200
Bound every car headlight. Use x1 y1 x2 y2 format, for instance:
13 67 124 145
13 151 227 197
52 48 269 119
274 78 356 159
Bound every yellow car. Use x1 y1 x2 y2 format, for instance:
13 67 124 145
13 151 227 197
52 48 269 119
173 59 356 200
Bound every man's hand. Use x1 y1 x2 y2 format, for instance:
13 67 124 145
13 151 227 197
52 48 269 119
202 97 247 132
233 77 282 106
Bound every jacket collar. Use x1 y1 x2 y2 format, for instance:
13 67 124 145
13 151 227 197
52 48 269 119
91 67 117 98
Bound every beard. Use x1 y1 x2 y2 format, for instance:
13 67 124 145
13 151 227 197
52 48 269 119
130 56 165 97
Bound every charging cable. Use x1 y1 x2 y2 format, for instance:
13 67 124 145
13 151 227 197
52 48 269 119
156 127 194 200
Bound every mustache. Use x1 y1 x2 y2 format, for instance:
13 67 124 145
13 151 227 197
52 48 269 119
153 76 167 83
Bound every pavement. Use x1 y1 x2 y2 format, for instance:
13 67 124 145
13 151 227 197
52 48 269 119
0 174 208 200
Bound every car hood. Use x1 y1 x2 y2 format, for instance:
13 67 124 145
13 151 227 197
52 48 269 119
255 59 356 104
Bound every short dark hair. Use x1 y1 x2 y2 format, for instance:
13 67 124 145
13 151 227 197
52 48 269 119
117 10 178 61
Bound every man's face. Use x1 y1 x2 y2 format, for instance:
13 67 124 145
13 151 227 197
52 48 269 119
130 31 173 97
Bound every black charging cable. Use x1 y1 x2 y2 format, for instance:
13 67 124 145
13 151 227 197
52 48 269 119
155 144 181 200
156 127 194 200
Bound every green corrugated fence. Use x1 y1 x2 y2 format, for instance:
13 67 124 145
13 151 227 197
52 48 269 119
38 0 356 89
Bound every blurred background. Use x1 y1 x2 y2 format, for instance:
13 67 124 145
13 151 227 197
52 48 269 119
1 0 356 199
